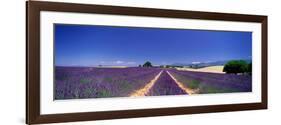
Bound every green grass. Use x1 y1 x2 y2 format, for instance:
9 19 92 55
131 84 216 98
79 78 92 84
96 89 112 98
173 73 238 94
174 74 200 89
199 85 238 94
120 81 133 90
188 80 200 89
103 77 113 82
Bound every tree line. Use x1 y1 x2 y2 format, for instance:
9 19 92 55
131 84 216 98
140 60 252 75
223 60 252 75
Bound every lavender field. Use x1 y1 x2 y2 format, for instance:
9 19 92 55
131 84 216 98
55 66 251 100
55 67 161 99
169 69 252 94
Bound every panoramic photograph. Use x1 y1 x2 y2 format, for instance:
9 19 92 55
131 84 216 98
54 24 252 100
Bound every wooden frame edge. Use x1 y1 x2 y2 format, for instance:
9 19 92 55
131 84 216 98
261 16 268 109
27 1 41 124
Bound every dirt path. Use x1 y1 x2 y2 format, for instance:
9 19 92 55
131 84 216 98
166 71 198 95
130 70 197 97
130 70 163 97
147 70 187 96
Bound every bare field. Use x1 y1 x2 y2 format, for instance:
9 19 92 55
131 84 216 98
176 66 225 74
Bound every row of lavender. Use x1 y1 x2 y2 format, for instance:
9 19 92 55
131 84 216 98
168 69 252 94
147 71 187 96
55 67 161 99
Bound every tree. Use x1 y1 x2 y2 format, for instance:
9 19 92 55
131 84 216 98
223 60 248 74
246 63 252 75
143 61 152 67
138 65 142 67
166 65 171 68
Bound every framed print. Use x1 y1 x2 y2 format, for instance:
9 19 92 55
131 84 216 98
26 1 268 124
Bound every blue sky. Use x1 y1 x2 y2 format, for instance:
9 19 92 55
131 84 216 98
55 24 252 66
